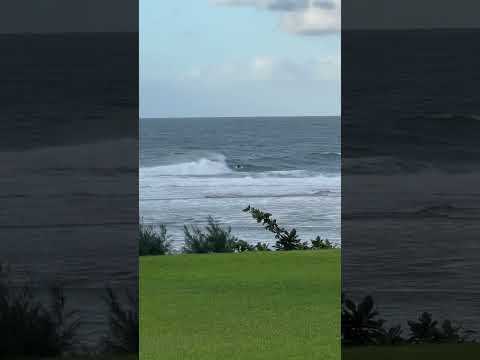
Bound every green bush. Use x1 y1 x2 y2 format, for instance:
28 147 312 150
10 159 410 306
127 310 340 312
243 205 309 251
254 242 271 251
139 223 173 256
311 236 335 250
233 240 255 252
183 216 240 254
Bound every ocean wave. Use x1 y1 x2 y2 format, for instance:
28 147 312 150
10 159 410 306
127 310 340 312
343 204 480 221
255 169 311 178
140 171 340 202
140 153 337 178
205 190 336 199
140 154 233 176
140 190 336 201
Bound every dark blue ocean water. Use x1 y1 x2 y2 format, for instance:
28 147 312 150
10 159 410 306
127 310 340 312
140 117 340 247
0 33 137 350
342 29 480 332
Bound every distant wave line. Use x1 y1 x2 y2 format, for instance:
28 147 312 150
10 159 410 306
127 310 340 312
140 191 338 202
140 153 339 178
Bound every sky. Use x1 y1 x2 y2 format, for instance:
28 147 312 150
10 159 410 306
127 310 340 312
140 0 341 118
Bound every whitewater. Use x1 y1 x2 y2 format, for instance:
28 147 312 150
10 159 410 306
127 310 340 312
140 117 340 248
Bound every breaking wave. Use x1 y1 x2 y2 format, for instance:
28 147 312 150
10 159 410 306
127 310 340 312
140 153 336 178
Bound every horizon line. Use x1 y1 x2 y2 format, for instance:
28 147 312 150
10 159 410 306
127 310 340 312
140 115 341 120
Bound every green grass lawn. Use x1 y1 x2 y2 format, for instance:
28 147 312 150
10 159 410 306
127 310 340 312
140 251 340 360
33 357 137 360
343 344 480 360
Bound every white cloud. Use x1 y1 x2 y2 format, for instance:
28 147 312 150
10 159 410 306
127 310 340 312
213 0 267 6
281 1 340 35
179 55 340 82
211 0 340 35
251 56 275 79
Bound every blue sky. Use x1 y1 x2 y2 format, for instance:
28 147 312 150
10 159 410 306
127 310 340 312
140 0 340 118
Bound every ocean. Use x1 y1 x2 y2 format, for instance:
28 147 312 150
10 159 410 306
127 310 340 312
342 30 480 332
0 33 138 351
140 116 340 248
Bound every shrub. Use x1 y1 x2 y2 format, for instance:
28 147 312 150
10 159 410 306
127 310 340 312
341 294 386 346
102 287 138 354
254 242 271 251
47 284 83 353
380 324 405 345
407 312 440 343
408 312 476 344
243 206 309 251
0 279 81 357
341 293 478 346
310 236 335 249
183 216 240 254
441 320 477 343
233 240 255 252
139 223 173 256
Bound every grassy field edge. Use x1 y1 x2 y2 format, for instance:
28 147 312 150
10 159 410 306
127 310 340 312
141 250 340 360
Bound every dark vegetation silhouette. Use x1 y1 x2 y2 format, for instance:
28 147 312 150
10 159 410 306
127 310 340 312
183 216 241 253
232 239 255 252
407 312 476 344
139 206 336 255
0 276 81 357
242 205 308 250
253 242 271 251
342 294 386 345
342 293 477 346
182 217 275 253
0 267 138 357
310 236 334 250
102 287 139 354
139 222 173 256
243 205 335 251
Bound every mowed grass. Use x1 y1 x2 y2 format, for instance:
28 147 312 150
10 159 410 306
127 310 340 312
343 344 480 360
31 357 137 360
140 251 340 360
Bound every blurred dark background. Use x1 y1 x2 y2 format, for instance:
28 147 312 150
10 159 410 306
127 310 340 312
342 0 480 357
0 1 138 357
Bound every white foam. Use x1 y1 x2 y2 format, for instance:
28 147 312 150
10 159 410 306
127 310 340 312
140 153 341 244
140 155 233 176
140 153 340 201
